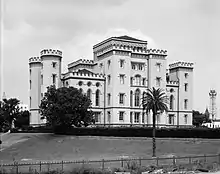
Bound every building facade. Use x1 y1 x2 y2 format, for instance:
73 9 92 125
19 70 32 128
29 35 194 126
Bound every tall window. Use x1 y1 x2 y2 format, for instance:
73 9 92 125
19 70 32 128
119 112 124 121
168 114 174 125
142 112 145 123
130 91 133 107
132 64 136 70
142 78 146 86
184 83 188 92
170 95 174 110
135 75 141 86
120 59 125 68
107 93 111 106
130 77 133 86
30 80 31 90
52 74 56 84
95 90 100 106
184 114 188 124
107 60 111 69
107 111 111 123
185 73 188 79
184 99 188 109
134 89 140 106
120 74 125 84
138 64 144 70
41 75 43 85
156 63 161 72
119 93 125 105
30 97 31 108
94 112 101 122
87 89 92 100
156 77 161 87
134 112 140 123
130 112 133 123
107 75 111 85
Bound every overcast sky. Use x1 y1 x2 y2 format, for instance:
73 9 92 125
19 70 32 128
1 0 220 113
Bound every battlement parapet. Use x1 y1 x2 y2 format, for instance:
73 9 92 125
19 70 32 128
40 49 62 57
167 80 179 86
146 48 167 55
62 71 105 80
29 57 42 64
169 61 194 69
68 59 95 69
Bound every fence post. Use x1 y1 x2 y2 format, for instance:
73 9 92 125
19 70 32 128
121 158 124 168
61 161 64 171
189 156 192 165
39 161 41 173
102 159 105 170
156 157 159 166
173 156 176 166
139 157 142 166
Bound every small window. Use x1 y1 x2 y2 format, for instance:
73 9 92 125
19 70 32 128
79 88 83 93
185 73 188 78
87 81 92 86
184 83 188 92
142 78 146 86
119 112 124 121
168 114 174 125
156 77 161 87
30 80 32 90
78 81 83 86
107 60 111 68
52 74 56 84
138 64 144 70
107 93 111 106
65 81 69 87
107 75 111 85
119 93 125 105
184 114 188 124
52 62 57 68
156 63 161 72
120 59 125 68
96 82 100 87
41 75 43 85
100 63 103 68
132 64 136 70
120 74 125 84
184 99 188 109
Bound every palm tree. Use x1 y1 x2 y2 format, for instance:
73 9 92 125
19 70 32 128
142 87 168 157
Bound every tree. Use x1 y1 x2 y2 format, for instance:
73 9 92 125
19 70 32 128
142 87 168 157
40 86 94 129
14 110 30 129
1 98 20 129
193 109 211 127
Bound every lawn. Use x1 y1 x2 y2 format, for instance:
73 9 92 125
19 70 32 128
0 133 220 164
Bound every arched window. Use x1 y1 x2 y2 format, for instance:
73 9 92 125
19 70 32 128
135 89 140 106
87 89 92 100
135 75 141 86
130 91 133 107
95 89 100 106
170 95 174 110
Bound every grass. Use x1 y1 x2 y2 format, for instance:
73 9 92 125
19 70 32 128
0 133 220 164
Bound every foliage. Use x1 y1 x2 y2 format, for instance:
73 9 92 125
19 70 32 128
14 110 30 129
40 86 94 129
193 110 210 127
0 98 20 131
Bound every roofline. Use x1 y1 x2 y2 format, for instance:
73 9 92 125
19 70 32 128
93 37 148 49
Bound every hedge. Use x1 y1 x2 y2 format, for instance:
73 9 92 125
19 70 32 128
54 126 220 139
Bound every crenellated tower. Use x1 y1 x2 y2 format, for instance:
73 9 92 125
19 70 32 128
29 56 42 125
40 49 62 94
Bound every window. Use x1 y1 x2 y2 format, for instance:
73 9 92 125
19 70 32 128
79 88 83 93
41 75 43 85
87 89 92 100
134 112 140 123
52 74 56 84
184 99 188 109
100 63 103 68
134 89 140 106
120 59 125 68
130 112 133 123
119 112 124 121
156 63 161 72
78 81 83 86
30 97 31 108
132 64 136 70
120 74 125 84
130 77 133 86
119 93 125 105
107 111 111 123
65 81 69 87
184 83 188 92
107 60 111 68
142 78 146 86
156 114 160 123
185 73 188 78
168 114 174 125
184 114 188 124
94 112 101 123
107 93 111 105
142 112 145 123
95 90 100 106
96 82 100 87
135 75 141 86
170 95 174 110
30 80 31 90
138 64 144 70
156 77 161 87
52 62 57 68
87 81 92 86
107 75 111 85
130 91 133 107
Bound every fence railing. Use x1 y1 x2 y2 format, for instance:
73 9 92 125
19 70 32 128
1 154 220 174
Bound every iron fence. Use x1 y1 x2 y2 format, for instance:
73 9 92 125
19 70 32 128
0 154 220 174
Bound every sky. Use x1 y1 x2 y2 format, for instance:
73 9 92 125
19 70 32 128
1 0 220 113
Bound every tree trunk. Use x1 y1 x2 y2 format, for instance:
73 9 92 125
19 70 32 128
152 112 156 157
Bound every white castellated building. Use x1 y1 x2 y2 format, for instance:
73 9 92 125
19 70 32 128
29 35 194 126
